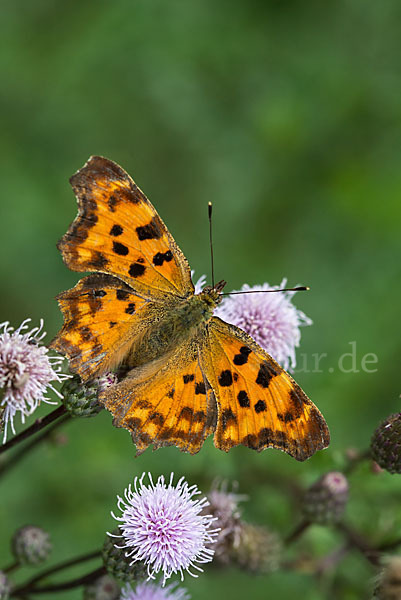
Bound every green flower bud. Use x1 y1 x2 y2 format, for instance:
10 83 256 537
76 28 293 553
102 530 146 584
230 522 281 573
0 571 11 600
83 574 120 600
61 375 103 418
302 471 349 525
371 414 401 474
11 525 51 565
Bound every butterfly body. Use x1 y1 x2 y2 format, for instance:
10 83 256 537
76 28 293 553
51 156 330 460
125 286 222 369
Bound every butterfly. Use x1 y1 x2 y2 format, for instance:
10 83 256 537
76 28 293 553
51 156 330 460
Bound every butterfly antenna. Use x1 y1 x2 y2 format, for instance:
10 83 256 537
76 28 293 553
208 202 215 287
221 286 310 296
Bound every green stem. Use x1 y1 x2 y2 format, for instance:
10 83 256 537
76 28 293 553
13 550 102 595
0 413 71 478
343 449 371 475
285 520 311 545
336 522 380 566
0 405 67 454
3 561 20 574
12 566 106 596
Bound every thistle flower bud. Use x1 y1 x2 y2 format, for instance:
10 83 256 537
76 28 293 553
102 529 146 584
83 574 120 600
371 414 401 474
0 571 11 600
230 522 281 573
374 556 401 599
61 375 103 418
205 481 245 564
301 472 349 525
11 525 51 565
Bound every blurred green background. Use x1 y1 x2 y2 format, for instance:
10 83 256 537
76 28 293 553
1 1 401 598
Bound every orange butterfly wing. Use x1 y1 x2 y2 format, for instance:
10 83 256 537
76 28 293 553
58 156 193 300
51 274 155 380
200 317 330 461
51 156 194 380
99 333 216 455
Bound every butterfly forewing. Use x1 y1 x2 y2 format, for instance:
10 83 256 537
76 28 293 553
201 317 330 461
50 274 153 380
59 156 194 300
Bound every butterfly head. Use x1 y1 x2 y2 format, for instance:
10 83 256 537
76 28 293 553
199 279 227 308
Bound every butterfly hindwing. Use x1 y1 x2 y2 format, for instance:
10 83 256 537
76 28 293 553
99 332 217 454
201 317 330 461
50 273 154 380
58 156 194 300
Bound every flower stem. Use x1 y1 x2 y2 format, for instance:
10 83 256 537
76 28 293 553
13 566 106 596
3 561 19 574
0 405 67 454
0 413 71 478
285 520 311 545
336 522 380 565
11 550 102 597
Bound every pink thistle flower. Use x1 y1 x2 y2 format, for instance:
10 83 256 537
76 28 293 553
215 278 312 370
111 473 218 585
0 319 69 442
121 582 190 600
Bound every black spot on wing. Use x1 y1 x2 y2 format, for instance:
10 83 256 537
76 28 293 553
116 289 129 301
256 361 279 388
254 399 267 413
153 250 173 266
136 216 163 241
195 381 206 395
237 390 250 408
183 374 195 384
218 370 233 387
110 224 123 236
125 303 136 314
233 346 252 365
129 262 146 278
112 241 129 256
93 289 106 298
108 195 118 212
109 321 117 328
277 411 295 423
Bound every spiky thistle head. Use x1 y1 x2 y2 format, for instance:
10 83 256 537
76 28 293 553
110 473 219 585
0 319 69 441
